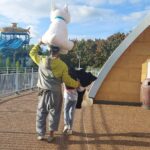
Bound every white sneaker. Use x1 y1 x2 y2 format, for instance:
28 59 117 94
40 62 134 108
37 135 44 140
63 125 68 134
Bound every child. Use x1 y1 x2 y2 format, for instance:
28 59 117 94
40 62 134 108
63 67 78 134
63 67 97 134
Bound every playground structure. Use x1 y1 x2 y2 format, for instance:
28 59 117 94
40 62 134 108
0 23 30 54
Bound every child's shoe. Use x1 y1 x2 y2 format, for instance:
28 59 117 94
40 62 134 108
37 135 44 141
63 125 69 134
47 136 55 143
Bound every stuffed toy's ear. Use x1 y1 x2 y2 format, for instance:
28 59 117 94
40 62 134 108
63 4 68 12
51 0 57 11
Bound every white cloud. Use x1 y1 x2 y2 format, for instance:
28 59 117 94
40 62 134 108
129 0 141 4
84 0 126 6
108 0 126 5
85 0 106 5
122 11 148 22
70 5 116 23
80 0 143 6
0 0 146 26
0 17 10 27
0 0 51 24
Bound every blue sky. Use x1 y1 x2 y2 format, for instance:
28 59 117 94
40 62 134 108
0 0 150 44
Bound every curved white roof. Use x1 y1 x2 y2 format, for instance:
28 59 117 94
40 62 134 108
89 14 150 98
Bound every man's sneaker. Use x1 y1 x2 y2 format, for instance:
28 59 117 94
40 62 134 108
67 129 73 135
37 135 44 141
63 125 68 134
47 136 55 143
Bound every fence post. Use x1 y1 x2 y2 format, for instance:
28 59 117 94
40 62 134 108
6 67 8 74
15 68 19 94
24 67 26 73
31 67 34 90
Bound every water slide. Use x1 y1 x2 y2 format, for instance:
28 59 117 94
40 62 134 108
0 38 24 50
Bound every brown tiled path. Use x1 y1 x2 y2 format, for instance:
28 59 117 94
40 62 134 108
0 91 150 150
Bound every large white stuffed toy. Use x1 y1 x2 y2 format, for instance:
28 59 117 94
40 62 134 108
42 4 74 54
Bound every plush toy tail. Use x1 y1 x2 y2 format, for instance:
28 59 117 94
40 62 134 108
57 40 74 54
82 90 93 107
67 40 74 50
61 40 74 51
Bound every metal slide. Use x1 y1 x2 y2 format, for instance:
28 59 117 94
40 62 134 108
0 38 24 50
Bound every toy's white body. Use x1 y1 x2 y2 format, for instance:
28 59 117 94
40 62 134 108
42 5 74 54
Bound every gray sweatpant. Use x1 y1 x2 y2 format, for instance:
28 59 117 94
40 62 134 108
36 89 62 136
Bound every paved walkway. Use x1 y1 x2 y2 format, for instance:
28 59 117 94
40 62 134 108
0 91 150 150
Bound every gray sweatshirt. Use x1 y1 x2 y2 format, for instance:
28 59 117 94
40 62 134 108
37 57 62 91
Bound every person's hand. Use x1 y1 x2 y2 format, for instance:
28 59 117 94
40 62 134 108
38 39 44 46
77 80 81 88
76 79 81 87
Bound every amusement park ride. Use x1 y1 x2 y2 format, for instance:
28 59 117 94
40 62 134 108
0 23 30 55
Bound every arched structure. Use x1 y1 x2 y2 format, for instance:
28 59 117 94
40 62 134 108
89 14 150 104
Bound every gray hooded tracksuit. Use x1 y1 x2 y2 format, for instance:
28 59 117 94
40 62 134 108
36 60 62 136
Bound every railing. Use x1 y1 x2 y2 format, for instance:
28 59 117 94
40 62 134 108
0 67 38 74
0 67 100 98
0 68 38 97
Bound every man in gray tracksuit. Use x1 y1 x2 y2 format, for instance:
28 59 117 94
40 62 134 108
29 41 79 142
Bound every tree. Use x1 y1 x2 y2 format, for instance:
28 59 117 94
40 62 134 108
94 32 126 68
60 32 126 69
15 61 20 69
